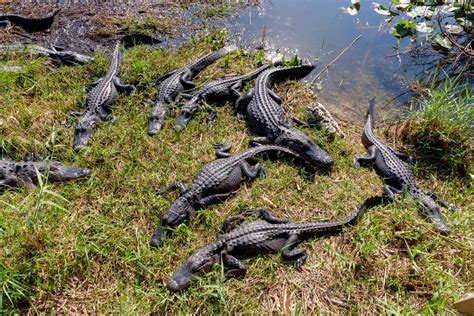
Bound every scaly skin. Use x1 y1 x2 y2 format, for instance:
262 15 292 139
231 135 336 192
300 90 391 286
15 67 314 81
167 195 385 291
354 97 455 234
174 63 273 129
235 65 334 168
147 45 238 135
71 41 135 151
0 9 59 31
0 44 94 65
1 155 90 192
149 144 300 247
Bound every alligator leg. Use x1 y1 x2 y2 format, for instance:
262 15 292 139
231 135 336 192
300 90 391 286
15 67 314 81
230 81 243 98
235 89 254 117
65 111 84 127
206 110 217 127
151 70 176 87
113 77 136 94
198 192 234 206
179 71 196 90
393 150 416 164
281 234 307 271
266 88 282 104
353 146 376 168
249 136 270 147
383 184 403 199
219 208 289 235
426 191 456 212
214 143 232 158
287 116 308 127
0 20 13 30
241 162 266 179
156 181 187 195
223 254 247 280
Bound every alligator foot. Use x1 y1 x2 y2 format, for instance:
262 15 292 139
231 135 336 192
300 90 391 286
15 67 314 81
206 110 217 127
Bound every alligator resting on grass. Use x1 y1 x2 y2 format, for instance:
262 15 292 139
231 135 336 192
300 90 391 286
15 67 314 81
354 97 455 234
174 63 274 129
0 9 60 31
0 154 90 192
235 65 334 168
167 195 385 291
150 144 301 248
0 44 94 65
69 41 135 151
147 45 238 135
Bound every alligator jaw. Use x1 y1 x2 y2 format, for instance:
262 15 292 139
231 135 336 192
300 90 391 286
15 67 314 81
149 227 167 248
147 120 163 136
167 268 193 292
49 165 90 181
423 207 451 235
73 127 93 152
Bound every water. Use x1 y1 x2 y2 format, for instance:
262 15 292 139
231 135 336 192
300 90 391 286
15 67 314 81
230 0 412 124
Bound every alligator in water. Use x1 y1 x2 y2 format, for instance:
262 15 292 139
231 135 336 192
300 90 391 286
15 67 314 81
0 9 60 31
147 45 238 135
354 97 455 234
149 144 300 247
174 63 274 129
1 154 90 192
69 41 135 151
167 195 385 291
235 65 334 168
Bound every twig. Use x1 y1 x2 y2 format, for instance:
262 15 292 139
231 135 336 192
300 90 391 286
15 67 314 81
436 16 474 58
309 35 362 85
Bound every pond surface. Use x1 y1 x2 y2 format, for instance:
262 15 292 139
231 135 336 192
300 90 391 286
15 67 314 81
230 0 414 124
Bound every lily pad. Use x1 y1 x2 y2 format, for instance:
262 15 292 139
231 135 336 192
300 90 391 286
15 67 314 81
444 24 463 34
415 22 434 33
434 34 452 49
372 2 393 16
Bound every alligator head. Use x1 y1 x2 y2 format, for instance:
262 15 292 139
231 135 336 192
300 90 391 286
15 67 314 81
148 102 170 136
417 193 451 234
149 196 196 247
37 160 90 182
73 113 101 152
174 102 200 130
167 241 224 291
274 126 333 168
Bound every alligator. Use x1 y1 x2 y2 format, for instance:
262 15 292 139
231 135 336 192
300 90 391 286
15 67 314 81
0 44 94 65
235 65 334 168
1 154 90 192
147 45 238 135
70 41 135 151
354 97 455 234
0 9 60 32
174 63 274 129
150 144 300 247
167 195 385 291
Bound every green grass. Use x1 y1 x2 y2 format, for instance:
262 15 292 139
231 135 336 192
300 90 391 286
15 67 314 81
387 73 473 176
0 36 472 314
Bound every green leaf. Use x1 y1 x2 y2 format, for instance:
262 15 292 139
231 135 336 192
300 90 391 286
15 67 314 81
434 35 452 49
391 19 417 38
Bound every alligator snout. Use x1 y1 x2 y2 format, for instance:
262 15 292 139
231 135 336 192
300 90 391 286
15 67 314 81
50 166 91 181
73 127 93 152
423 207 451 235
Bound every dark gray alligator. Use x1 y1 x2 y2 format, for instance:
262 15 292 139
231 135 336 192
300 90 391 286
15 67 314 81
0 44 94 65
70 41 135 151
147 45 238 135
150 144 300 247
174 63 274 129
354 97 455 234
0 154 90 192
235 65 334 168
167 195 385 291
0 9 59 31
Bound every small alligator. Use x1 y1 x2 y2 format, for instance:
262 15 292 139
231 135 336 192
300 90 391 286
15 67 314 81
1 154 90 192
150 144 300 247
235 65 334 168
70 41 135 151
167 195 385 291
0 9 60 31
0 44 94 65
174 63 274 129
354 97 455 234
147 45 238 135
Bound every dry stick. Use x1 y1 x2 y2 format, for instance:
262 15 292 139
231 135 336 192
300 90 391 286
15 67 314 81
309 35 362 85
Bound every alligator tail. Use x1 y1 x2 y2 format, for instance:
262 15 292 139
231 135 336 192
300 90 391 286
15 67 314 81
189 45 238 74
341 195 385 226
367 97 376 129
266 65 315 86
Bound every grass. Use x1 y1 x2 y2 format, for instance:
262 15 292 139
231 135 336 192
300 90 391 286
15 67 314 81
385 73 473 176
0 34 473 314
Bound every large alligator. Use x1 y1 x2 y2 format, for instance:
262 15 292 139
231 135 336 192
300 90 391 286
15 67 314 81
70 41 135 151
354 98 455 234
1 154 90 192
147 45 238 135
0 9 60 31
150 144 300 247
174 63 274 129
167 195 385 291
0 44 94 65
235 66 334 168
